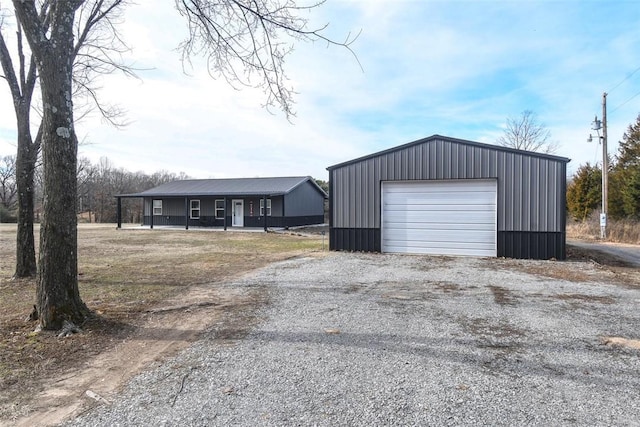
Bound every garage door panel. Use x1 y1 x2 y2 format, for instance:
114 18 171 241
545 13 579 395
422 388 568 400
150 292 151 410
385 203 494 211
383 245 496 257
385 222 494 231
386 182 494 193
387 241 497 251
384 210 496 223
385 192 495 204
382 180 497 257
384 229 496 243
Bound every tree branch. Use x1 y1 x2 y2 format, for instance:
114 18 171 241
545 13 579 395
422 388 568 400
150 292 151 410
0 29 22 105
175 0 361 117
11 0 49 59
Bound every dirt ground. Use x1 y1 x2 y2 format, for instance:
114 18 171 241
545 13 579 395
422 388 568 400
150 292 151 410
0 224 324 427
0 224 635 426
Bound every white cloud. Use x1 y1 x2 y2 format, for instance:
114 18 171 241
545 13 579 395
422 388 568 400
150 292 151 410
2 0 640 185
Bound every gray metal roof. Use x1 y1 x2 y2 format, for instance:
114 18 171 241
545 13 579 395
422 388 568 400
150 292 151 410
119 176 327 198
327 134 571 171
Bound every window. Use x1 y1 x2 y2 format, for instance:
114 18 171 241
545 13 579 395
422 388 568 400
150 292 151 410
152 200 162 216
215 199 225 219
190 199 200 219
260 198 272 216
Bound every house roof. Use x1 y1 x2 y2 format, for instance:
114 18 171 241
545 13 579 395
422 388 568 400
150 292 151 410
118 176 327 198
327 134 571 171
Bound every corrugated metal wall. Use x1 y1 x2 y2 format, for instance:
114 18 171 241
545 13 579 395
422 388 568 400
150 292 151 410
328 136 569 259
285 181 325 216
330 137 567 233
144 198 184 216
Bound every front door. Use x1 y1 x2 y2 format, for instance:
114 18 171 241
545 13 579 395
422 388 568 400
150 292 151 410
232 199 244 227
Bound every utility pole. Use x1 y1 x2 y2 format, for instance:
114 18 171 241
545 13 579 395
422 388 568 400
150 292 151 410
588 92 608 239
601 92 608 239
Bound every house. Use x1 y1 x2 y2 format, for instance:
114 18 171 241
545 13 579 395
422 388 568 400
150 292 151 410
327 135 570 260
116 176 327 230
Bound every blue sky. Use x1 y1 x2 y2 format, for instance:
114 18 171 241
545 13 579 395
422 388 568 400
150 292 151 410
1 0 640 180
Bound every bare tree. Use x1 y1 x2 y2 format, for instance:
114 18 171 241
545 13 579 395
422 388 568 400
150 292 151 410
77 156 191 224
77 156 97 222
1 0 133 278
0 154 17 211
0 10 41 276
496 110 559 154
10 0 93 328
9 0 356 330
176 0 359 117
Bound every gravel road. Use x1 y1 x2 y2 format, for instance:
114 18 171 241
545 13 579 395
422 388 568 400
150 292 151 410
67 253 640 426
568 239 640 267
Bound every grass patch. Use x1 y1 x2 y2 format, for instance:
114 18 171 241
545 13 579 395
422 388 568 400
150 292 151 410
568 217 640 244
0 223 323 420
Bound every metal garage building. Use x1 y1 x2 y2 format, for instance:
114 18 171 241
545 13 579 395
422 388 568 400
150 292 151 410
327 135 570 260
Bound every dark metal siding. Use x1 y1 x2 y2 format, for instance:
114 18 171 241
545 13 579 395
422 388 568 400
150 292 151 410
142 195 323 228
241 196 283 217
328 136 568 259
198 198 215 217
144 197 184 217
284 180 325 217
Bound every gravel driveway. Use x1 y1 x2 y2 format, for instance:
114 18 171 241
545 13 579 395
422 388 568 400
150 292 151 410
68 253 640 426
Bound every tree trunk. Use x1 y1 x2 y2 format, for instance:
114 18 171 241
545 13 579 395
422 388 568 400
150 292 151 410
14 102 38 278
37 67 90 328
30 4 89 329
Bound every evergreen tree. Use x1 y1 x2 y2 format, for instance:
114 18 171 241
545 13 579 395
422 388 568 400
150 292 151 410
566 163 601 221
607 167 627 220
614 114 640 218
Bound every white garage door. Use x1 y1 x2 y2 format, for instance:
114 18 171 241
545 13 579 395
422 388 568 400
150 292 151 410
382 180 497 257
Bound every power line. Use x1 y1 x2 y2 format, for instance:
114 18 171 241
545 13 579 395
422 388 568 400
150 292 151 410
609 89 640 114
608 65 640 94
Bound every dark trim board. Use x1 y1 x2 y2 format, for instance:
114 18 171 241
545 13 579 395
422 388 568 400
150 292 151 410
330 228 381 252
145 215 186 226
497 231 566 260
143 215 324 229
244 215 324 228
330 228 566 260
143 215 233 228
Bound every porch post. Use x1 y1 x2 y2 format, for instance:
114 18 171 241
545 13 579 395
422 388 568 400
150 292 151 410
263 195 268 232
282 197 286 228
116 197 122 229
185 197 189 230
223 198 227 231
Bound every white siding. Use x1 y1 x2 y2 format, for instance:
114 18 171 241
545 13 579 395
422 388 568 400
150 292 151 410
382 180 497 256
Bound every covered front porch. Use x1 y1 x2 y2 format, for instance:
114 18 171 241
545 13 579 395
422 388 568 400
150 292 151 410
116 195 277 231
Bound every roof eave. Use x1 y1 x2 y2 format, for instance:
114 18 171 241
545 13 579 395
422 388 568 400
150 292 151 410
327 134 571 171
115 191 289 198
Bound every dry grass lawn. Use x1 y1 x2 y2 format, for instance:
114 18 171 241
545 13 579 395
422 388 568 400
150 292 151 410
0 223 324 424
